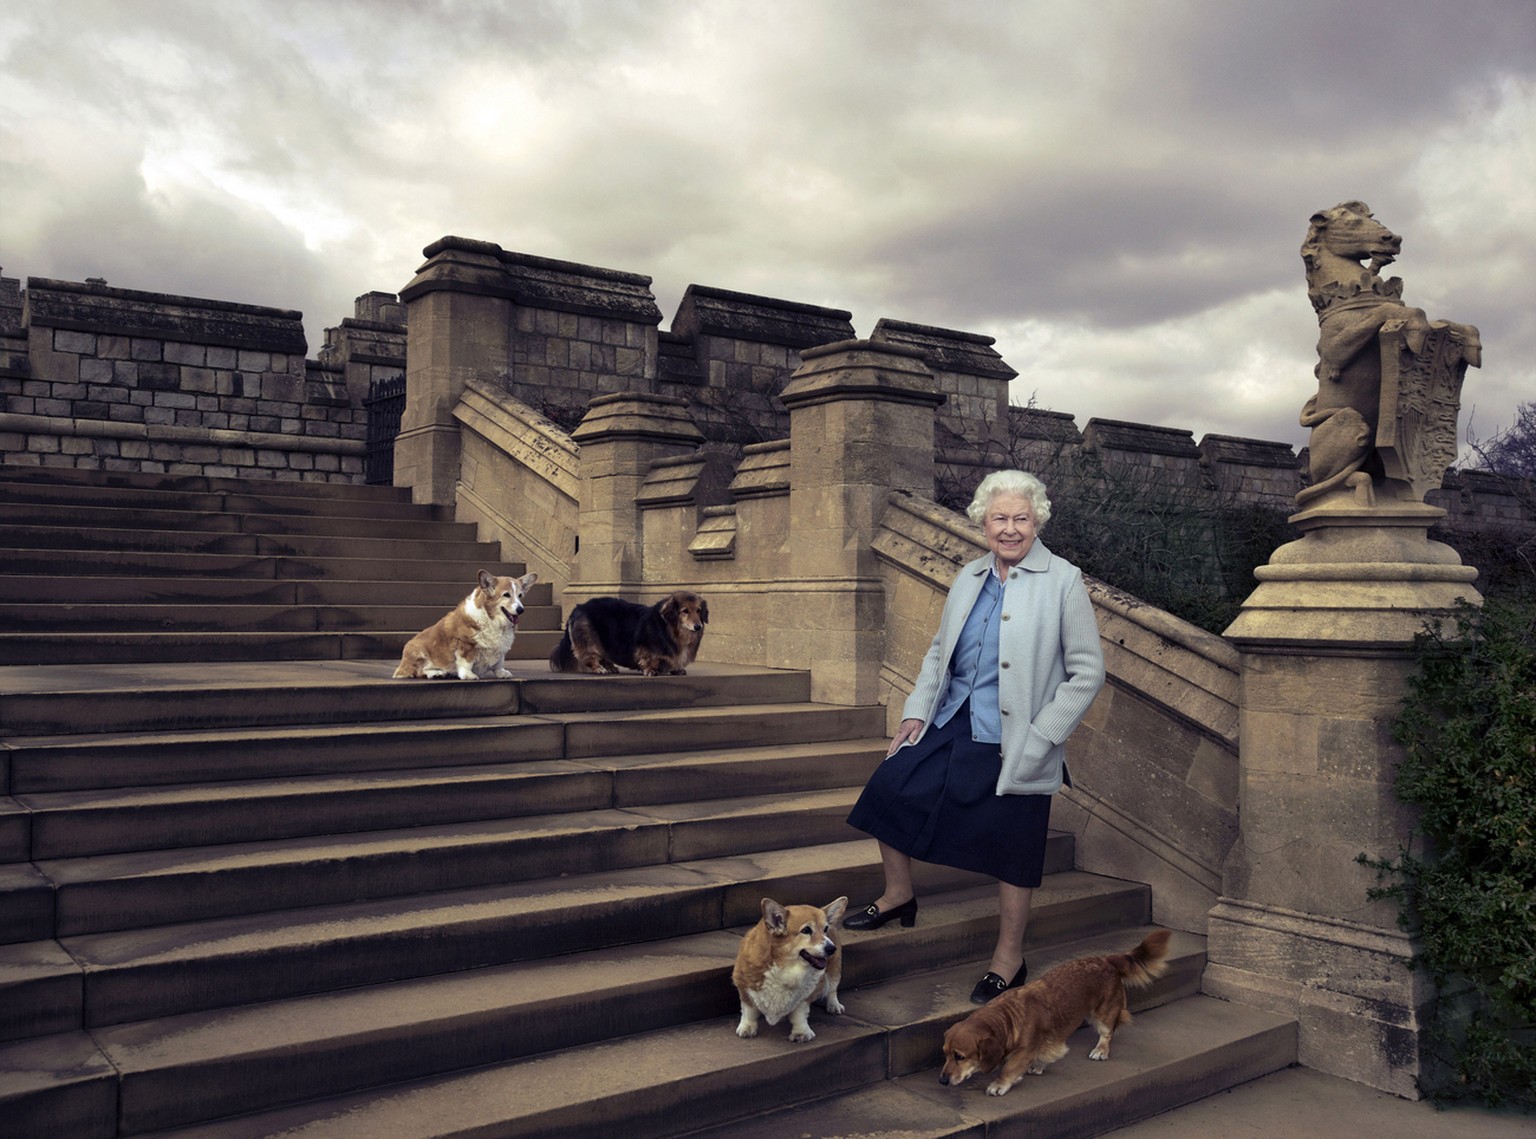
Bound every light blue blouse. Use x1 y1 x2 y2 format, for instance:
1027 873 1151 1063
931 565 1003 743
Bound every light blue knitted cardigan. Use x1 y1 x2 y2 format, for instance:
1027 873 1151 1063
899 539 1106 795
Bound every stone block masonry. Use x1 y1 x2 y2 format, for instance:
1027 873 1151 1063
0 274 372 481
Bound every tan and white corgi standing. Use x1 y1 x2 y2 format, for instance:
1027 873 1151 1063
393 570 538 680
732 896 847 1042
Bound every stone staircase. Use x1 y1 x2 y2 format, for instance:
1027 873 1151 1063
0 465 556 666
0 467 1296 1138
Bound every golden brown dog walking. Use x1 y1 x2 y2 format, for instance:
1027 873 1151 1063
939 929 1171 1096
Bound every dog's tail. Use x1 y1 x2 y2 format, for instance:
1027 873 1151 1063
548 632 577 672
1110 929 1172 990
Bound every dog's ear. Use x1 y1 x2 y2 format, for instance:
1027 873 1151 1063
823 896 847 926
476 569 494 591
661 594 679 621
760 898 788 934
699 598 709 624
519 572 538 592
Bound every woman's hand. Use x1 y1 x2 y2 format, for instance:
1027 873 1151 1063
886 718 925 757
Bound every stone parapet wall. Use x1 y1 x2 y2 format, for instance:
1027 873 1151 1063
0 273 374 482
1430 467 1535 535
658 285 856 445
872 317 1016 459
451 379 580 587
397 239 663 436
396 237 1355 523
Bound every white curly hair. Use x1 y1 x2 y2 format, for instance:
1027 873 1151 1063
965 470 1051 529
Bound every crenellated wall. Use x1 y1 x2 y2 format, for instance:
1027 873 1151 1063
0 271 401 482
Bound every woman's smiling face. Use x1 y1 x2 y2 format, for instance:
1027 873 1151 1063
982 492 1037 569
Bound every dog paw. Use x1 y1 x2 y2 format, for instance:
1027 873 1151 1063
1089 1046 1109 1060
735 1021 758 1038
986 1081 1014 1097
823 995 845 1016
1027 1063 1047 1075
787 1028 816 1043
492 668 512 679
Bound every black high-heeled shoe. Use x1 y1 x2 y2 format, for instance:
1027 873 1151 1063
842 897 918 930
968 961 1027 1004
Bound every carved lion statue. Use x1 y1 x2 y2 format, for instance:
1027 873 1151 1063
1297 201 1479 508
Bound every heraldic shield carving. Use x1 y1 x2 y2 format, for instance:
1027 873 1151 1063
1376 322 1481 504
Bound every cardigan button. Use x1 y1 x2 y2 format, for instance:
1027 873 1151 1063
1001 613 1011 620
1000 661 1010 669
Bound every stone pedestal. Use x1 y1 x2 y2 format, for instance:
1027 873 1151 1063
778 339 944 704
567 393 704 603
1212 497 1481 1096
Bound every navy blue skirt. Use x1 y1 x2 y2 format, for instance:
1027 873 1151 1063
846 705 1053 888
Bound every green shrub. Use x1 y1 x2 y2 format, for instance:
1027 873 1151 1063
1364 598 1536 1107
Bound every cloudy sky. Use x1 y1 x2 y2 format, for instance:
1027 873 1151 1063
2 0 1531 455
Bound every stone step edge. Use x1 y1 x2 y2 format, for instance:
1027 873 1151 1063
0 671 821 740
19 742 884 855
7 897 1170 1135
5 700 868 750
125 993 1295 1139
35 787 871 931
58 857 1127 1028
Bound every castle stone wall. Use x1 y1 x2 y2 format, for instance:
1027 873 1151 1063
0 272 385 482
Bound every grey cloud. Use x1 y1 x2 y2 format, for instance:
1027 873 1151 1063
1 0 1529 452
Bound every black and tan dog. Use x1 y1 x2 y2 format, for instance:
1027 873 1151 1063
939 930 1171 1096
548 591 708 676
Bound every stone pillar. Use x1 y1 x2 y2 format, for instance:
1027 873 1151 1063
778 339 945 704
567 393 704 604
1210 500 1481 1096
395 238 514 505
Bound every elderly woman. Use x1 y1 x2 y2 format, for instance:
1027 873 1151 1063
844 469 1105 1003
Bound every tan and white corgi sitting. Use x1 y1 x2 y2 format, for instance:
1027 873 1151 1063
732 896 847 1043
393 569 538 680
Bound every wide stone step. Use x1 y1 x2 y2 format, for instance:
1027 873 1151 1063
0 847 1069 1049
0 473 448 511
37 788 868 936
84 919 1190 1136
0 600 564 634
682 996 1297 1139
4 702 877 792
118 993 1291 1139
0 466 420 507
0 479 453 521
0 576 549 607
0 548 529 581
0 889 1172 1137
0 661 813 735
0 523 502 561
56 850 1127 1028
21 740 883 857
0 501 479 542
0 628 559 666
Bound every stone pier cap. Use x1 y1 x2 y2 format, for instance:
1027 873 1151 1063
780 338 946 410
